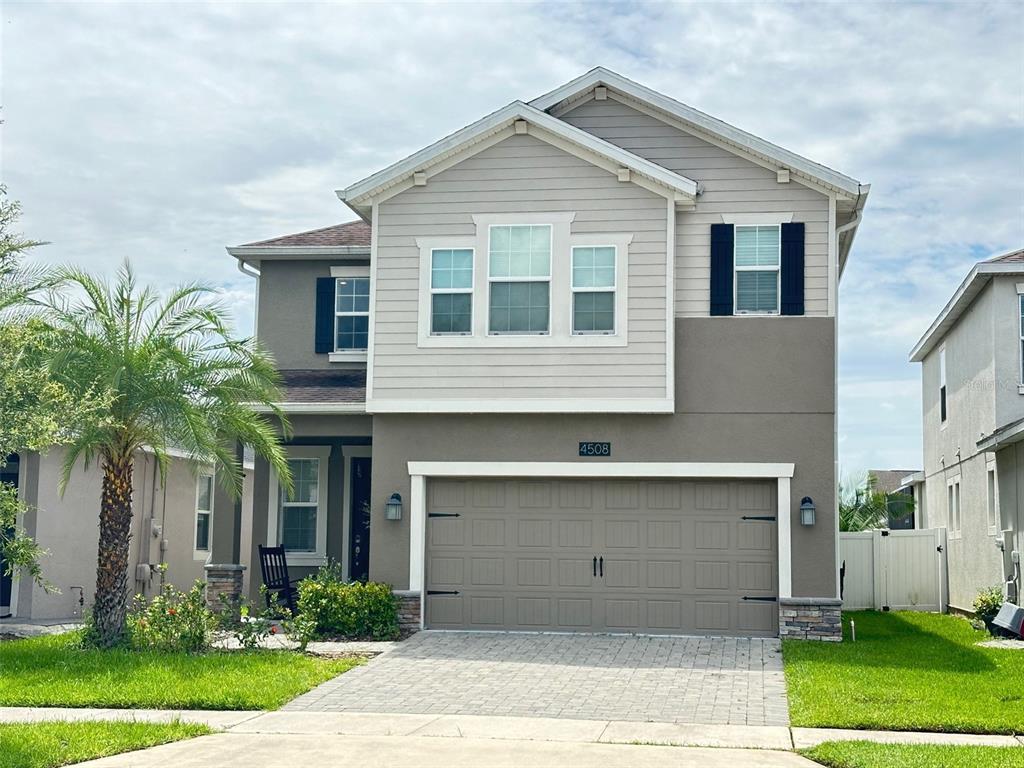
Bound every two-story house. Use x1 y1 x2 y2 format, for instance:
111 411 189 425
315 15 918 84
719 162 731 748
218 68 869 640
908 249 1024 613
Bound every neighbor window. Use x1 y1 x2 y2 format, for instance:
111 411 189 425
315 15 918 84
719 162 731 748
734 225 780 314
572 246 616 334
947 477 961 537
939 348 947 423
488 225 551 334
987 465 999 534
335 277 370 351
430 249 473 335
279 457 320 553
194 473 213 553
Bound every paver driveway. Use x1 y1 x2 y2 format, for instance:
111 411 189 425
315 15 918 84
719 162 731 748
285 631 790 726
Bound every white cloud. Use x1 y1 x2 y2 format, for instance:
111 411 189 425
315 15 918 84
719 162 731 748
4 1 1022 475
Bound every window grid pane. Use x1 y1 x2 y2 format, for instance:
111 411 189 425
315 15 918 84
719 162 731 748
335 277 370 313
284 459 319 504
489 225 551 278
431 249 473 290
336 315 369 350
735 226 780 267
280 505 317 552
572 246 615 289
573 291 614 333
196 475 213 513
489 282 550 333
431 293 472 334
735 271 779 313
195 512 210 551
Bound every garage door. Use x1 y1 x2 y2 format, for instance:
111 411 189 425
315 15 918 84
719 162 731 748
425 478 778 636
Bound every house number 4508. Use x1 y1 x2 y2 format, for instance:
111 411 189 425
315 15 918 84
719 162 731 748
578 442 611 457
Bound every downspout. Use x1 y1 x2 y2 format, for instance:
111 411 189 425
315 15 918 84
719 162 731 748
836 184 870 279
236 258 261 339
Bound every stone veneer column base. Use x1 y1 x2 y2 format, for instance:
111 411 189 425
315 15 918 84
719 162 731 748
204 564 246 615
779 597 842 641
393 590 421 633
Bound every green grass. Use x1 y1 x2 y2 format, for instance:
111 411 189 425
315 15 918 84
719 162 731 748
0 633 362 710
783 611 1024 734
800 740 1024 768
0 720 211 768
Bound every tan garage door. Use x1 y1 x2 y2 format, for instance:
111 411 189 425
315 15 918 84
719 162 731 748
425 478 778 636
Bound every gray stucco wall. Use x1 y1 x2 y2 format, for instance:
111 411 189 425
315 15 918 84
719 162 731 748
368 316 836 598
256 259 370 371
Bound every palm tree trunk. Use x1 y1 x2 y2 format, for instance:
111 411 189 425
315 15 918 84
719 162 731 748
91 452 133 647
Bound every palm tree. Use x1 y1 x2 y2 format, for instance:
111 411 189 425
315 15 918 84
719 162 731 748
40 262 290 647
839 473 914 532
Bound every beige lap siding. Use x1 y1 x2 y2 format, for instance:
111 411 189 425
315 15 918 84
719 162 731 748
560 98 832 317
371 133 669 403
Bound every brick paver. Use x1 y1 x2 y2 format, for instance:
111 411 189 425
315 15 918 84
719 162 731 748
284 632 790 726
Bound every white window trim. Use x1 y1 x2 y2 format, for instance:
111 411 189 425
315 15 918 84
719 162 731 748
193 471 214 561
414 214 630 348
939 346 948 429
987 461 999 535
733 224 781 316
1017 284 1024 392
427 247 475 337
571 245 618 336
487 223 552 337
406 461 796 629
332 271 371 361
721 213 794 226
946 474 961 539
268 446 331 566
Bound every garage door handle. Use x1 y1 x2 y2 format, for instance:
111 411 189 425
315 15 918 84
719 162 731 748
599 556 603 577
593 556 597 577
427 590 460 596
741 596 777 602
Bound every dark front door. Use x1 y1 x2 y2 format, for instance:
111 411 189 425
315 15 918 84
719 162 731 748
1 454 20 612
348 456 372 583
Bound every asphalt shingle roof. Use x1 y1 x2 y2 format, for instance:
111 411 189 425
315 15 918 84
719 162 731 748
985 248 1024 263
241 221 371 248
279 369 366 404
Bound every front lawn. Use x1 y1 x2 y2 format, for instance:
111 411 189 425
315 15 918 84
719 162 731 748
784 611 1024 733
0 633 362 710
0 721 210 768
800 740 1024 768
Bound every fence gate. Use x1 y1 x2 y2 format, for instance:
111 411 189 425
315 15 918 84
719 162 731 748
840 528 947 612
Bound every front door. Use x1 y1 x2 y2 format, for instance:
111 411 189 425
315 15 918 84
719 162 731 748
348 456 372 582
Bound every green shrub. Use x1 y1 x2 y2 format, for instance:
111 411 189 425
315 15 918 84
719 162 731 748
296 563 398 640
124 580 218 652
974 586 1005 626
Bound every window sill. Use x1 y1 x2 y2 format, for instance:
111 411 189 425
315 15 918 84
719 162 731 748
193 551 210 562
329 351 368 364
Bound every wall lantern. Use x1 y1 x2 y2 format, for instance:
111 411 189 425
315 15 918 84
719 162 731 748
799 496 816 527
385 492 403 521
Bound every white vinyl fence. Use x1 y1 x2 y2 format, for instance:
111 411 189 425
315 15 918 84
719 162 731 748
840 528 947 612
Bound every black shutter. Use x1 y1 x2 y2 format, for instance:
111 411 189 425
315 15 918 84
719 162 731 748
710 223 734 316
314 277 335 354
780 222 805 316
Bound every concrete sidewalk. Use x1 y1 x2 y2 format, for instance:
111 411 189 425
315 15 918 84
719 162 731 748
2 708 1022 749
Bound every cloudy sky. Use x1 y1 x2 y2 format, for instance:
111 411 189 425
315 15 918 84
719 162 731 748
4 1 1023 475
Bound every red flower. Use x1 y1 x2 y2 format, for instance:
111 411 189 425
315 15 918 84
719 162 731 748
270 626 278 634
167 609 176 616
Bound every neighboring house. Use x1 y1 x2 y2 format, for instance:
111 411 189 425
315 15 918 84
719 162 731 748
867 469 919 529
221 68 869 640
0 449 254 621
909 248 1024 612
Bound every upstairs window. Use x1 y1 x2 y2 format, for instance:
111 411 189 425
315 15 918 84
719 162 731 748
572 246 616 334
488 225 551 335
194 473 213 553
430 249 473 335
734 225 780 314
335 277 370 351
939 348 947 424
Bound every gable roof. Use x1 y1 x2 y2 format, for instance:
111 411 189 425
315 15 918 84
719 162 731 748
530 67 866 200
226 220 371 262
338 100 700 219
909 247 1024 362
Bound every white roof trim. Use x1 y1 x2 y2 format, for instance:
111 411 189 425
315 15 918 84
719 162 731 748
978 418 1024 453
530 67 864 198
407 461 795 479
338 100 698 208
909 263 1024 362
252 402 367 414
899 471 925 486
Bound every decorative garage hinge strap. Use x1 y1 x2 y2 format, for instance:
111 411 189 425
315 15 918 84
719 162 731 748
741 596 778 602
428 512 461 518
427 590 460 596
741 515 777 521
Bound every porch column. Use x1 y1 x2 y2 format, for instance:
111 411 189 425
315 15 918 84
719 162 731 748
205 442 245 612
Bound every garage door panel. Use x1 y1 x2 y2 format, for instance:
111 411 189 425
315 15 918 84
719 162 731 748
426 478 779 636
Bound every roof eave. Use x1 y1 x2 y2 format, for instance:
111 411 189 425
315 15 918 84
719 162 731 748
909 263 1024 362
226 245 371 259
531 67 863 198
